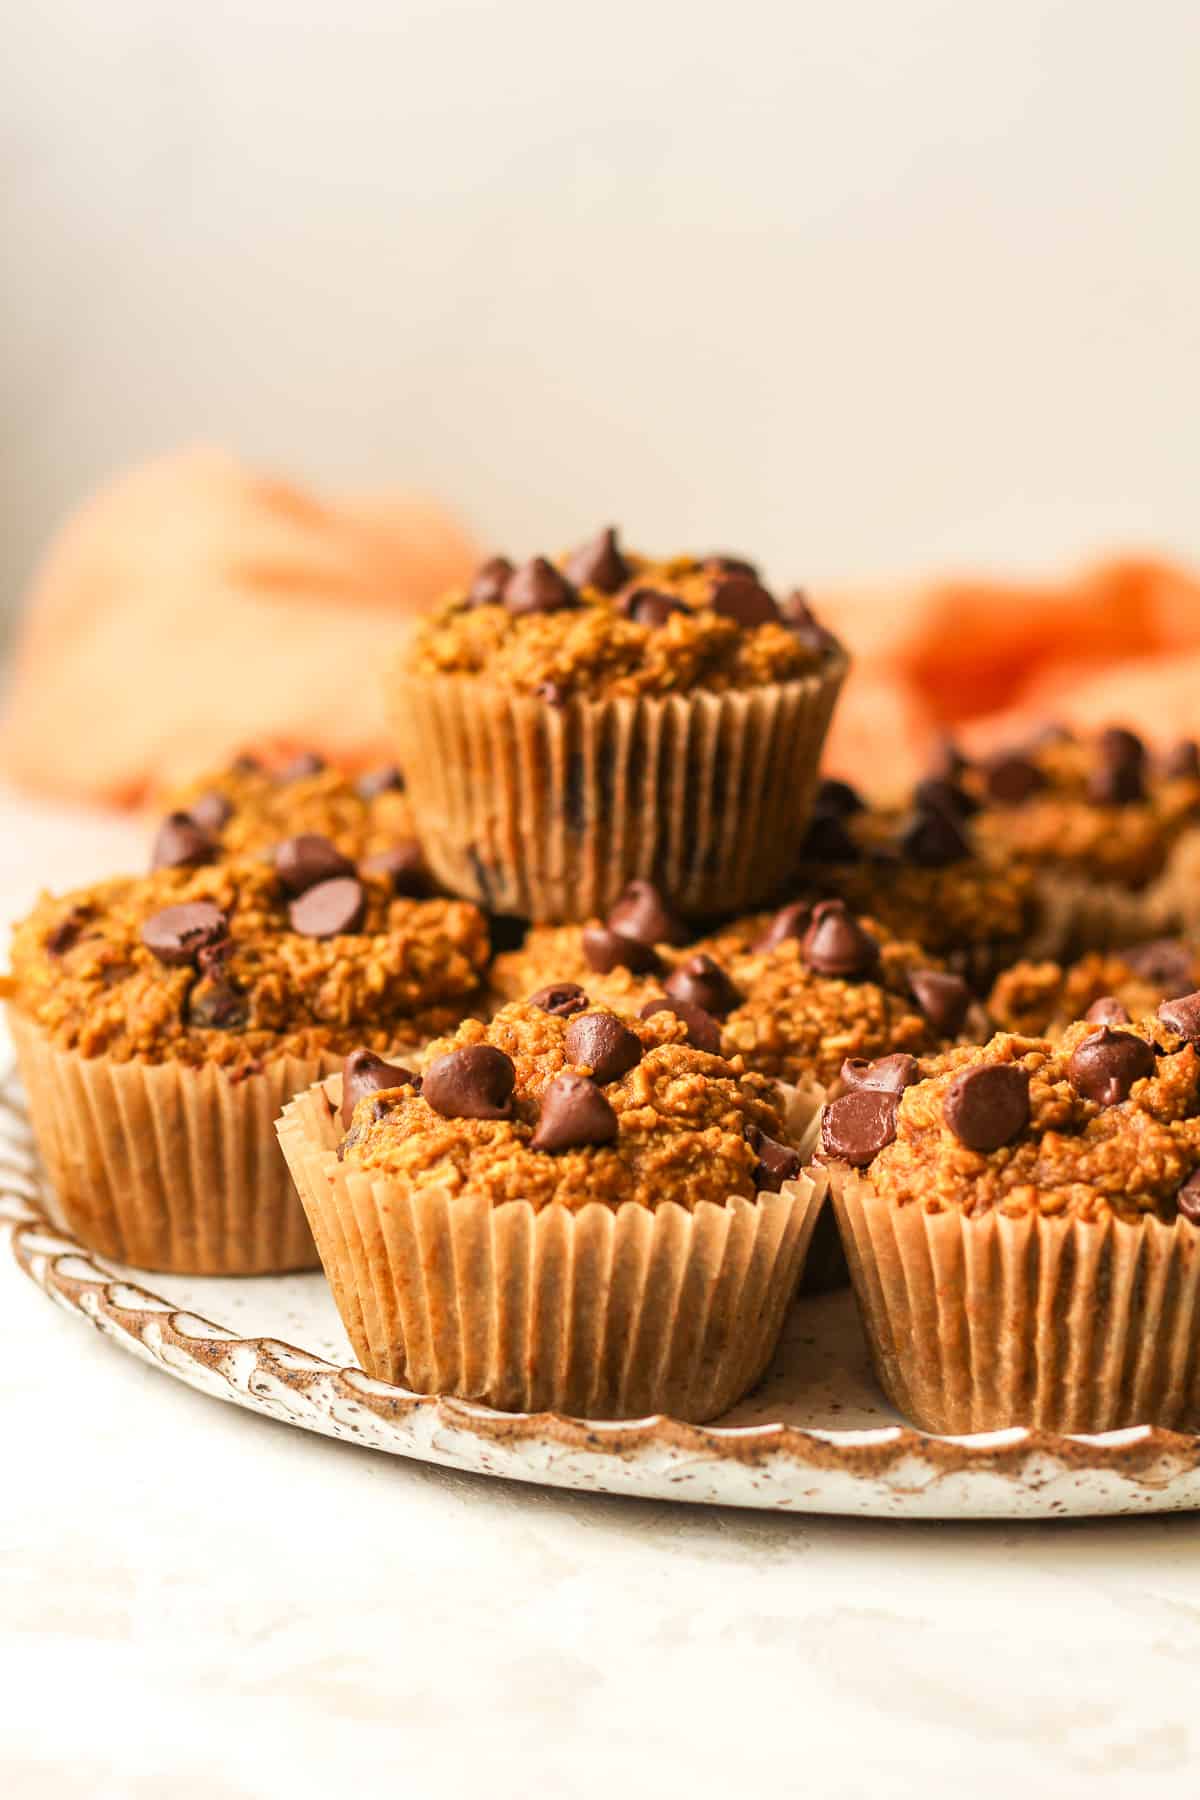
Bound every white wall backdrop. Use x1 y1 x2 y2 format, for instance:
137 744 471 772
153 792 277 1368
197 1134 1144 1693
4 0 1198 618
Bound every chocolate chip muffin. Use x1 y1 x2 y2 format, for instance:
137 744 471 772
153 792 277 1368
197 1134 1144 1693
988 939 1200 1038
4 858 488 1273
385 527 848 921
821 1008 1200 1433
277 997 828 1421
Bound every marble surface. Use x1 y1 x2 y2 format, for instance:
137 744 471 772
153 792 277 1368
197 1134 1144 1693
4 790 1200 1797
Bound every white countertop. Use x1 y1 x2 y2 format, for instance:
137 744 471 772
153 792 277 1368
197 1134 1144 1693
3 791 1199 1800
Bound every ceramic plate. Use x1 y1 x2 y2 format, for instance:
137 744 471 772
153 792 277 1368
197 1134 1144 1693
5 1075 1200 1518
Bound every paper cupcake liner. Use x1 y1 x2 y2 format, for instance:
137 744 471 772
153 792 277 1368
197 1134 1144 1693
384 657 848 922
1024 869 1172 962
277 1080 828 1421
9 1008 340 1275
829 1162 1200 1434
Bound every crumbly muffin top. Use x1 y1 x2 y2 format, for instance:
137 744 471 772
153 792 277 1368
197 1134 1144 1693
6 860 488 1072
403 528 842 700
338 999 798 1214
989 941 1200 1039
489 882 969 1090
819 1009 1200 1223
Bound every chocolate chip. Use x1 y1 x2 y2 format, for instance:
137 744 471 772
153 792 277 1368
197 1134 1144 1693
942 1063 1030 1151
703 554 759 579
529 982 589 1018
897 804 971 867
622 587 687 628
187 790 233 832
840 1054 919 1095
45 911 87 957
141 901 229 967
288 876 365 939
639 996 723 1054
275 834 356 896
1124 939 1195 996
277 751 325 781
708 575 778 628
535 680 569 707
1089 728 1146 804
982 754 1046 805
1177 1169 1200 1224
530 1072 618 1152
779 590 838 654
1164 739 1200 781
465 556 514 607
564 1012 643 1083
564 526 629 595
1157 992 1200 1042
423 1044 515 1120
151 812 216 872
745 1123 801 1192
230 752 262 775
359 842 431 897
820 1090 899 1165
912 778 979 821
356 764 405 800
606 879 687 947
186 972 249 1031
813 777 864 818
802 900 880 981
581 923 662 976
504 557 579 616
1067 1026 1156 1107
908 968 971 1038
340 1048 419 1129
664 953 742 1018
799 811 860 863
1085 995 1131 1025
753 901 811 953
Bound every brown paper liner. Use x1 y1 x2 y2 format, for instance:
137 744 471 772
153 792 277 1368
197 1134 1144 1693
384 656 848 922
9 1008 340 1274
1025 869 1172 962
277 1080 828 1421
829 1162 1200 1434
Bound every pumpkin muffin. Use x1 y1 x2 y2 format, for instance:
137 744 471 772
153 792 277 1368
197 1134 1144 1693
277 998 827 1421
385 527 848 920
821 1009 1200 1433
988 939 1200 1038
4 857 488 1273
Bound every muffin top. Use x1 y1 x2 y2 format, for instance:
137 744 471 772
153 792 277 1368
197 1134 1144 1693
989 940 1200 1039
403 527 843 700
819 1005 1200 1224
160 750 423 886
337 998 800 1214
490 882 969 1090
7 860 489 1072
956 726 1200 889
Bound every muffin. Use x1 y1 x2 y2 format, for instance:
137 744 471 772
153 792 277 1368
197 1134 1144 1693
3 858 488 1273
989 939 1200 1038
385 528 848 920
822 1012 1200 1433
277 998 827 1421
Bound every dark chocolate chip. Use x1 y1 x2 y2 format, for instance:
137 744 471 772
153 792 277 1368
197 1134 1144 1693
359 841 431 897
1157 992 1200 1042
753 901 811 953
528 982 589 1018
1164 739 1200 781
819 1090 899 1166
187 790 233 832
621 587 687 629
141 901 229 967
779 590 838 655
982 754 1046 805
912 778 979 821
275 834 356 896
840 1054 919 1095
151 812 216 872
564 526 629 595
1085 995 1131 1026
1089 728 1146 804
530 1072 618 1152
230 752 262 775
606 879 687 947
813 777 864 818
909 968 971 1038
802 900 880 980
45 911 87 957
1177 1169 1200 1224
356 764 405 800
799 811 860 863
465 556 514 607
708 575 778 628
703 554 759 579
564 1012 643 1084
277 752 325 781
664 953 742 1019
504 557 579 616
288 876 365 939
639 996 723 1054
897 805 971 867
582 923 662 976
422 1044 515 1120
535 680 569 707
745 1123 801 1192
340 1048 418 1129
1124 939 1195 996
1067 1026 1156 1107
942 1063 1030 1151
186 972 249 1031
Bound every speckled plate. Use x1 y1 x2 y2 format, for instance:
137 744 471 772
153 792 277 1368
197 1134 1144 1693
5 1076 1200 1518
